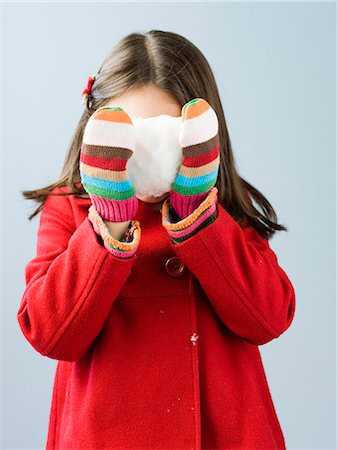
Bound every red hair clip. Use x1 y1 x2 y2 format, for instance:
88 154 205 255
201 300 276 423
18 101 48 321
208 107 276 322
81 75 96 105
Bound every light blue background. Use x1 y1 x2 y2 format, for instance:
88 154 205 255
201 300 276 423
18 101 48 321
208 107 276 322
2 1 336 449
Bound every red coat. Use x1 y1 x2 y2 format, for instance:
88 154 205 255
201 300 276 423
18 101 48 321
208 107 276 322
17 184 296 449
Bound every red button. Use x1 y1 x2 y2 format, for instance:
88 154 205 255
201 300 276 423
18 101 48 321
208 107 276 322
164 256 186 277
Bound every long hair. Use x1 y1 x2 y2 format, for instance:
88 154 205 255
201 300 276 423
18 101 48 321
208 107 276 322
21 29 287 239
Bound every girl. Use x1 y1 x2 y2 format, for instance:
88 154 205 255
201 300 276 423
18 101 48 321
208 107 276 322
18 30 296 449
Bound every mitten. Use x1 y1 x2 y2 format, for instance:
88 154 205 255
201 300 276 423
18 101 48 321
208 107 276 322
80 106 139 222
170 98 220 220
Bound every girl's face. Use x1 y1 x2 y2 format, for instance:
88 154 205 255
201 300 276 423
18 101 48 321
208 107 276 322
103 84 181 203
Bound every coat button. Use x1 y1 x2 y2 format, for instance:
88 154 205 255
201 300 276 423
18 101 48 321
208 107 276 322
164 256 186 277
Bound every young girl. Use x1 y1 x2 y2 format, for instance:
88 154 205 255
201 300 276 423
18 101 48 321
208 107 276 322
18 30 296 450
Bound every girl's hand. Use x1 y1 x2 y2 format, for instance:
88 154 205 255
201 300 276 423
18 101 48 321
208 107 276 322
170 98 221 220
80 106 139 222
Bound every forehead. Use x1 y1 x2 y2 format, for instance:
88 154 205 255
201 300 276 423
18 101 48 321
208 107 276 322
102 85 181 119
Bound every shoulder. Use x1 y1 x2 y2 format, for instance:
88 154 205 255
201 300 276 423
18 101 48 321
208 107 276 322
49 182 80 194
46 183 91 228
41 185 71 212
47 182 89 203
41 185 78 231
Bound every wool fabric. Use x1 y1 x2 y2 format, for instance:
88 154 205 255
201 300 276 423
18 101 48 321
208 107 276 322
88 206 141 258
170 98 220 219
80 106 139 222
17 182 296 449
89 186 219 257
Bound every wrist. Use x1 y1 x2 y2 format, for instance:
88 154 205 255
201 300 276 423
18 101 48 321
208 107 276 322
103 219 131 241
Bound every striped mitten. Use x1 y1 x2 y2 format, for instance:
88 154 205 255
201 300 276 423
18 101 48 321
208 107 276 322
80 106 139 222
170 98 220 220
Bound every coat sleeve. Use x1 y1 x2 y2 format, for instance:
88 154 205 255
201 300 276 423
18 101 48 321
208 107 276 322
17 187 141 362
161 187 296 345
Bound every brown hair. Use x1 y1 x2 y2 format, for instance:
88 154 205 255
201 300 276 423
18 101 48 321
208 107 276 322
22 29 287 239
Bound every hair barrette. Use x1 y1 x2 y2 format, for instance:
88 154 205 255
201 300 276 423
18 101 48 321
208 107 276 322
81 75 96 105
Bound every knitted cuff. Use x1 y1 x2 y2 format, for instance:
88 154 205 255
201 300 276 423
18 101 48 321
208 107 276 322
169 189 211 220
90 193 139 223
88 204 141 259
161 187 218 244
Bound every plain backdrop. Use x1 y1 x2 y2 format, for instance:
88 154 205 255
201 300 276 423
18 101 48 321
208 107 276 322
2 1 336 449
